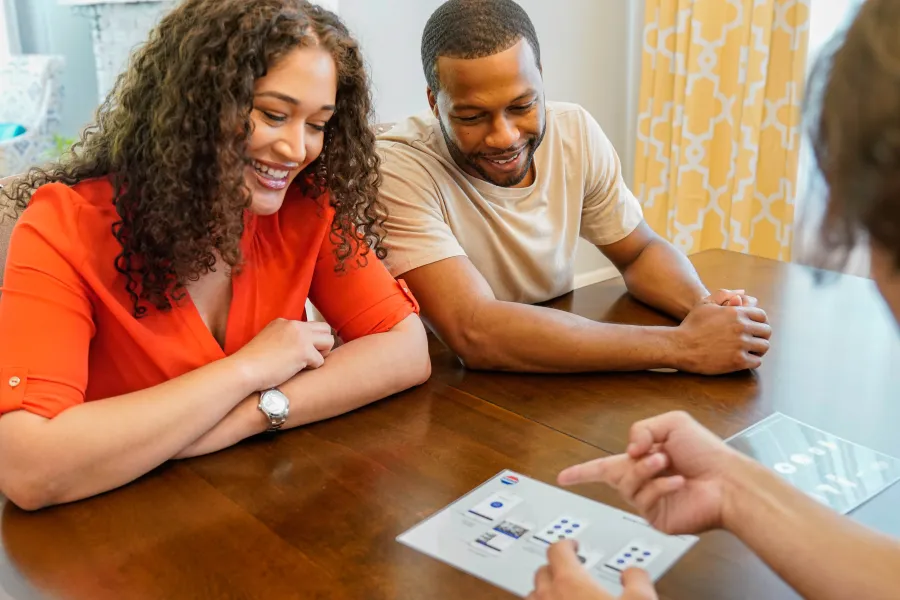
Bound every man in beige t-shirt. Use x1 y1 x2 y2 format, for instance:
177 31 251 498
377 0 772 376
379 101 639 305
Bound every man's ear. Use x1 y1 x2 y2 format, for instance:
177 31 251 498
427 87 439 118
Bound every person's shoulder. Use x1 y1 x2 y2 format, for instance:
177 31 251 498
376 112 447 170
376 115 450 189
376 111 440 150
24 177 115 226
12 177 117 263
546 101 600 134
546 102 615 164
547 100 589 117
69 176 117 205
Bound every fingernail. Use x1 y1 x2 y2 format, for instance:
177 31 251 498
626 443 637 455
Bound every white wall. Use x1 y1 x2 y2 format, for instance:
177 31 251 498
340 0 646 286
15 0 98 138
0 0 21 58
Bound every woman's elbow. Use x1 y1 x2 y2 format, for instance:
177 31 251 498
395 314 432 386
1 476 54 511
410 352 432 386
0 420 62 511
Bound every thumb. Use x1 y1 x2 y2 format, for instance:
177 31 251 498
546 539 582 575
620 568 658 600
726 295 743 307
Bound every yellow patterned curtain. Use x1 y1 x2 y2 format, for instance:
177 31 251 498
635 0 810 260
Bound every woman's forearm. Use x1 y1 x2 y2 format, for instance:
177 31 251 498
284 314 430 424
175 314 431 459
0 356 256 510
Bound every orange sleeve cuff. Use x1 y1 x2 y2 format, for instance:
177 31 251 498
336 278 420 342
396 278 421 314
0 367 28 415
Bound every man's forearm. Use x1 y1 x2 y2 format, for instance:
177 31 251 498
454 301 684 373
724 454 900 600
620 239 708 320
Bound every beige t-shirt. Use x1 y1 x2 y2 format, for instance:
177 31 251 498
376 101 643 304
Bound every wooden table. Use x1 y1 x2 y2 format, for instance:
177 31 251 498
1 250 897 599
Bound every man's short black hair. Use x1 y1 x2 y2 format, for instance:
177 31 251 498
421 0 541 92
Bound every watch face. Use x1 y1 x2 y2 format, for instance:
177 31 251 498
261 391 288 416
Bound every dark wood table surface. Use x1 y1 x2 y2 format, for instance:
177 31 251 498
1 249 897 599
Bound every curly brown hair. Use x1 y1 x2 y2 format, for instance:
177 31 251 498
806 0 900 273
0 0 385 317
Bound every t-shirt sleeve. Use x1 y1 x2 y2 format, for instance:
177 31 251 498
308 203 420 343
0 184 95 419
376 143 466 277
579 107 644 246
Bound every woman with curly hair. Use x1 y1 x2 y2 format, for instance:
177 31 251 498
0 0 430 510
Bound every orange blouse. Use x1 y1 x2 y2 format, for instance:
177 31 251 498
0 178 418 419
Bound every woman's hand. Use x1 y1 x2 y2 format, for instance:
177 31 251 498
230 319 335 391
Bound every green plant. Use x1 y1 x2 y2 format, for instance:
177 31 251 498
45 134 77 161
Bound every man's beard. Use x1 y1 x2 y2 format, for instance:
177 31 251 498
439 119 546 188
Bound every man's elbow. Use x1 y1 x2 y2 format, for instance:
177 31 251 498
452 326 505 371
457 350 505 371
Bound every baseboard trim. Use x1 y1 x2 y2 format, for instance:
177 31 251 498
574 266 620 290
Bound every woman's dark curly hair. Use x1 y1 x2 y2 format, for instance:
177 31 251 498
0 0 385 317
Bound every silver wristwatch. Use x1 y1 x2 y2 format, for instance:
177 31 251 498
258 388 290 432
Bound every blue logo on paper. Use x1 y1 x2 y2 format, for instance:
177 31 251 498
490 501 503 508
500 474 519 485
